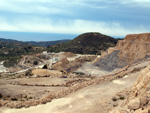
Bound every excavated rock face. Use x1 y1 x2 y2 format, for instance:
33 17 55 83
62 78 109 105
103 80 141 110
116 33 150 63
113 64 150 113
126 64 150 112
94 33 150 71
127 64 150 100
94 50 127 71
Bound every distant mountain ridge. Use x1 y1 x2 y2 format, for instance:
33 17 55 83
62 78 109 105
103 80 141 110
0 38 19 42
26 39 70 47
0 37 70 67
0 38 33 48
0 38 70 47
48 32 119 54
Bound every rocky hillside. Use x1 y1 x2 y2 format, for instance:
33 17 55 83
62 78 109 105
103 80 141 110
113 64 150 113
94 33 150 71
48 32 118 54
127 64 150 112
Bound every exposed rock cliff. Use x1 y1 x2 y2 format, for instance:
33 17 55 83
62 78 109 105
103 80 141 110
94 33 150 71
116 33 150 64
126 64 150 111
113 64 150 113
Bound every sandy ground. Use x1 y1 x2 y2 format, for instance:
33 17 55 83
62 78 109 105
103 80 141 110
129 60 150 69
0 85 64 99
32 69 62 77
76 62 111 76
0 77 70 100
76 60 150 77
0 77 72 86
0 70 141 113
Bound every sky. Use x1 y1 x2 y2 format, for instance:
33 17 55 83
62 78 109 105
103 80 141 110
0 0 150 41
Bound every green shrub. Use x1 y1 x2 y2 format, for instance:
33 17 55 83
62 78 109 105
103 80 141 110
119 96 125 100
0 93 2 98
11 97 18 101
112 97 118 101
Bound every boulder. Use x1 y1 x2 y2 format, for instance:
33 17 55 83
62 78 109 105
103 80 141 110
140 97 149 107
128 98 140 110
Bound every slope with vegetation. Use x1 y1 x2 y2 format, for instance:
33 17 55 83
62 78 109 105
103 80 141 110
48 32 118 54
0 40 44 67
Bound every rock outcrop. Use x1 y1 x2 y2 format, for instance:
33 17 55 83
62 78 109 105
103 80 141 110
126 64 150 109
113 64 150 113
94 33 150 71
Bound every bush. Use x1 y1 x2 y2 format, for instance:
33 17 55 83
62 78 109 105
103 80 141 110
29 97 33 99
0 93 2 98
112 97 118 101
33 61 38 65
119 96 125 100
11 97 18 101
25 70 33 76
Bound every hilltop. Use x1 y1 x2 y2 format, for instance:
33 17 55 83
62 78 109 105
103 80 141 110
48 32 118 54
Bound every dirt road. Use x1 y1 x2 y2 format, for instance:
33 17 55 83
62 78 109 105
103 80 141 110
0 70 140 113
76 62 113 76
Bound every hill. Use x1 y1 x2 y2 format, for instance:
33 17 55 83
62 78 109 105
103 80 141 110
0 38 70 47
26 39 70 47
0 38 18 42
0 38 44 67
0 38 70 67
0 40 32 48
48 32 118 54
94 33 150 71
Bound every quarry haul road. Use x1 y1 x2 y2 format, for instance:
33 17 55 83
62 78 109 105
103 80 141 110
0 71 140 113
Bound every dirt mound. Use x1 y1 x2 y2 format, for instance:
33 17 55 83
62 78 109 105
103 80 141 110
59 52 75 58
52 56 96 73
52 58 84 73
32 69 62 77
94 33 150 71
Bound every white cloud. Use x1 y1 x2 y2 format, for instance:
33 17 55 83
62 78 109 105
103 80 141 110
0 17 21 31
0 16 149 37
0 0 72 14
130 0 150 3
0 0 149 37
119 0 150 7
0 0 149 15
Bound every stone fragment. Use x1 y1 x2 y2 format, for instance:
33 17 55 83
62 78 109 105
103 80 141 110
128 98 140 110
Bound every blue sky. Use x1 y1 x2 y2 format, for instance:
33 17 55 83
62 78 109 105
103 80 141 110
0 0 150 41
